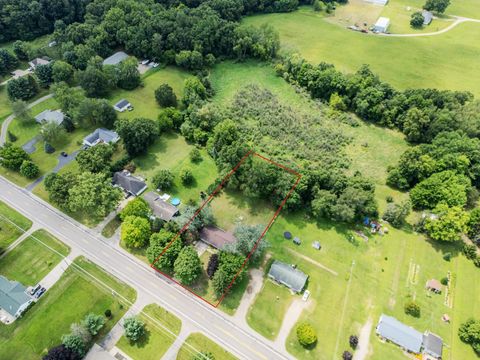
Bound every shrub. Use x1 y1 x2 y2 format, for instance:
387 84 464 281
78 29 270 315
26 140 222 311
296 322 317 347
123 316 145 343
440 277 449 286
82 313 105 336
349 335 358 349
44 142 55 154
207 253 219 279
463 244 477 260
104 309 112 318
342 351 353 360
443 252 452 261
180 168 194 185
7 131 17 142
155 83 177 107
152 169 174 191
410 12 424 28
20 160 39 179
404 301 421 317
189 148 202 163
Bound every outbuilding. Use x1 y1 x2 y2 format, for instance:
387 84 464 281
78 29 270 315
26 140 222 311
268 260 308 293
422 10 433 25
28 57 51 69
376 314 423 354
426 279 442 294
113 99 132 112
102 51 129 66
34 109 64 125
374 17 390 33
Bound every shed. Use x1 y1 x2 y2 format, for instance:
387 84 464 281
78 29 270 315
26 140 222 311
423 331 443 359
144 192 179 222
363 0 388 5
426 279 442 294
102 51 129 66
376 314 423 354
112 170 147 197
83 128 120 147
422 10 433 25
28 58 50 69
113 99 132 112
268 260 308 293
34 109 64 125
293 237 301 245
312 241 321 250
374 17 390 33
199 226 237 250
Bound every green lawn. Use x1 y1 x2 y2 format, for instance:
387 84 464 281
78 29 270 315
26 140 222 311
244 7 480 96
247 279 294 340
0 229 70 286
0 200 32 251
176 332 238 360
0 256 135 360
447 0 480 18
117 304 182 360
108 66 193 121
102 216 122 238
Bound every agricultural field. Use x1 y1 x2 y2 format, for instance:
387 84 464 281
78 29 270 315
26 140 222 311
0 256 135 360
176 332 238 360
0 200 32 251
0 229 70 286
244 7 480 96
117 304 182 360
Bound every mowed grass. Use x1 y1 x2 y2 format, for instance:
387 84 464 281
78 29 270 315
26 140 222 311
244 8 480 96
0 256 135 360
247 279 294 340
176 332 238 360
108 66 193 121
0 200 32 251
447 0 480 18
0 229 70 286
117 304 182 360
101 216 121 238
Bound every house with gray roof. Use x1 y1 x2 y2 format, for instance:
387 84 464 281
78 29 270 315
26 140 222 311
199 226 237 250
0 276 33 324
102 51 129 66
376 314 423 354
35 109 64 125
83 128 120 147
28 57 51 69
423 331 443 359
268 260 308 293
113 170 147 197
144 192 179 221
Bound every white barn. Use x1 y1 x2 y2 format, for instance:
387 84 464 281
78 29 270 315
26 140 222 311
374 17 390 33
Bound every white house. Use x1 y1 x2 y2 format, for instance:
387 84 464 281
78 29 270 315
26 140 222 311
0 276 33 324
83 128 120 147
374 17 390 33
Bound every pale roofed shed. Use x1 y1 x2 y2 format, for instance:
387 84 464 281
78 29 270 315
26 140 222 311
426 279 442 294
102 51 129 66
422 10 433 25
374 17 390 33
376 314 423 354
199 226 237 250
268 260 308 293
144 192 179 222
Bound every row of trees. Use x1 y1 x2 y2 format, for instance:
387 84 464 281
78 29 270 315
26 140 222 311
0 144 40 179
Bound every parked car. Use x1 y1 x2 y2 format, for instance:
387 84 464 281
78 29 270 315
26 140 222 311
127 105 134 111
302 290 310 301
152 62 159 68
30 284 41 296
60 151 68 157
35 287 46 299
141 59 149 65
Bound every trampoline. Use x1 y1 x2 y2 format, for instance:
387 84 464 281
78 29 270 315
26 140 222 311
171 198 181 206
284 231 292 239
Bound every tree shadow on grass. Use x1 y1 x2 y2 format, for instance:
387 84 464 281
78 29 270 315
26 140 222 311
129 328 151 349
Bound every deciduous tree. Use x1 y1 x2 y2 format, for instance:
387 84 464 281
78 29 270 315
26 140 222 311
155 84 177 107
116 118 159 156
121 215 152 248
123 316 145 343
174 245 201 285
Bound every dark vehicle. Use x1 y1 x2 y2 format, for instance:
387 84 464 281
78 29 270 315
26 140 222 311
30 284 41 295
35 287 46 299
61 151 68 157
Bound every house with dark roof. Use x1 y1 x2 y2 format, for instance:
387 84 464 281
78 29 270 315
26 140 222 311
268 260 308 293
113 170 147 197
423 331 443 359
102 51 129 66
144 192 179 221
83 128 120 147
113 99 132 112
0 276 33 324
199 226 237 250
376 314 423 354
28 57 51 69
34 109 64 125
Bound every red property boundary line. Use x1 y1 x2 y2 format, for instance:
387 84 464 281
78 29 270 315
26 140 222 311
150 150 302 308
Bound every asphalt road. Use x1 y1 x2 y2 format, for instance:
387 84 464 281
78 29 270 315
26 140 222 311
0 176 294 360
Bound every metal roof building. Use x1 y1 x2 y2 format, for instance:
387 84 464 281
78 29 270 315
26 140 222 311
268 260 308 293
376 314 423 354
34 109 64 125
423 332 443 359
102 51 129 66
374 17 390 33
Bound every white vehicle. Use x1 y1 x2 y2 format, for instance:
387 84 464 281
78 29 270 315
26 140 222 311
302 290 310 301
141 59 149 65
152 62 159 68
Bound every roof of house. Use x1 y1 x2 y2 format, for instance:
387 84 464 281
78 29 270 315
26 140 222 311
144 192 179 221
29 58 50 67
426 279 442 291
422 10 433 25
114 99 130 109
423 332 443 358
268 260 308 293
199 226 237 249
34 109 64 125
84 128 119 146
102 51 129 66
376 314 423 353
0 276 31 317
375 17 390 28
113 171 147 196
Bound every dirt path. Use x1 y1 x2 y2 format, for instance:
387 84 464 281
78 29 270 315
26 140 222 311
287 248 338 276
353 317 373 360
274 299 309 352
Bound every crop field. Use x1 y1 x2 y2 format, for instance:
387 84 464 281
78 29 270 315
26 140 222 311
244 7 480 96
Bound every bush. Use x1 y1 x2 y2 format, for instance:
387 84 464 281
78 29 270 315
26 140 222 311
20 160 39 179
349 335 358 349
440 277 449 286
7 131 17 142
313 0 324 11
155 84 177 107
410 12 424 28
443 252 452 261
296 322 317 347
342 351 353 360
404 301 421 317
463 244 477 260
152 169 174 190
104 309 112 318
207 253 219 279
44 142 55 154
189 148 202 163
123 316 145 343
180 168 194 185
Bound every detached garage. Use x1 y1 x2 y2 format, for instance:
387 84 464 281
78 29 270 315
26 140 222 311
374 17 390 33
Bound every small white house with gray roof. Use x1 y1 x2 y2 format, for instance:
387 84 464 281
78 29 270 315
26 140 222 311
102 51 129 66
0 276 33 324
83 128 120 148
268 260 308 293
35 109 64 125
